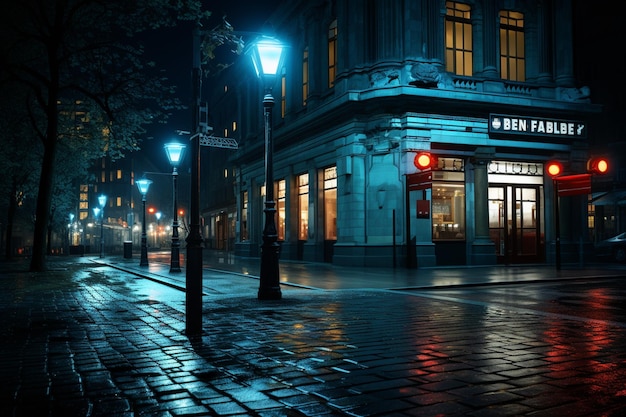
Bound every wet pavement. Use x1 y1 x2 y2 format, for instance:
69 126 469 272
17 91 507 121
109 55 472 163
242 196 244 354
1 253 626 416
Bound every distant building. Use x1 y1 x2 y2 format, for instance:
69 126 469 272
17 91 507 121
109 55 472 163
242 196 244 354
205 0 605 268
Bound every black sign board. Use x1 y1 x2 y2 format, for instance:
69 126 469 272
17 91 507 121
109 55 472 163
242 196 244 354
489 114 587 139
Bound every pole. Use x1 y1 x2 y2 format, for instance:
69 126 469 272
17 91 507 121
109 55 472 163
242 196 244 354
99 211 104 258
185 24 204 335
140 196 149 266
170 167 181 272
554 180 561 271
392 209 396 268
258 93 282 300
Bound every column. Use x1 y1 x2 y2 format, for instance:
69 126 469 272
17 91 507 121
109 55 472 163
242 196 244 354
471 147 496 265
480 1 499 78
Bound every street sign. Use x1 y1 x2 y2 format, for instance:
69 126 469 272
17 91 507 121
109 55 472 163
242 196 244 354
557 173 591 197
198 133 239 149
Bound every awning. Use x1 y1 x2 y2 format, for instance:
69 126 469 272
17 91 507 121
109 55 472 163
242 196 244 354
591 190 626 206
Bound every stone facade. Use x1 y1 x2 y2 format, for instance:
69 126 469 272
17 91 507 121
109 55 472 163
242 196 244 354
206 0 600 268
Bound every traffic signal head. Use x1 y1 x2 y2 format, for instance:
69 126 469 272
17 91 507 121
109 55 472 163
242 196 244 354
414 152 438 170
587 156 609 175
545 160 563 177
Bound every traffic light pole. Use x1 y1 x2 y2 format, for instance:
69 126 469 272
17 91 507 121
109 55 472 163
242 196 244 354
553 180 561 271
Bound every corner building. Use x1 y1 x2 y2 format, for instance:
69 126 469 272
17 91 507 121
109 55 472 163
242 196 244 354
211 0 600 268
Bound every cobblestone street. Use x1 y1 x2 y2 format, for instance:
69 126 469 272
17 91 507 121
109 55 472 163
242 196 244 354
1 257 625 416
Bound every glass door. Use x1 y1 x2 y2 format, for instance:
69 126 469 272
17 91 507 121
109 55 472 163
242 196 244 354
489 185 543 263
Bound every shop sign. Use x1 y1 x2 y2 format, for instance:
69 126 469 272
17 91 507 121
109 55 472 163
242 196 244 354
489 113 587 139
407 171 432 191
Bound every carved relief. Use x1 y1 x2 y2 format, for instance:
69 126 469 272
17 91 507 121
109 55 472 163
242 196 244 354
409 62 453 89
558 86 591 102
369 69 401 87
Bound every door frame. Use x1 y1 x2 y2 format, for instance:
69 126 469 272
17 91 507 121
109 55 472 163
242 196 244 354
489 184 544 264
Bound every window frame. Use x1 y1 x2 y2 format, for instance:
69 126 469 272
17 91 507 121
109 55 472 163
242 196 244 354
445 2 473 76
499 10 525 82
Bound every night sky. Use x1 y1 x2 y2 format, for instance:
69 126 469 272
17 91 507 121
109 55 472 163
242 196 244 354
139 1 282 174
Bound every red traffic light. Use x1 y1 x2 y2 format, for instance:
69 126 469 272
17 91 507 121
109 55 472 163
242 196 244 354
414 152 437 170
545 160 563 177
587 157 609 175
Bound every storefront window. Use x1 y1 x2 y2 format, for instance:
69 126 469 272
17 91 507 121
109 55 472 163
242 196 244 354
432 171 465 240
298 173 309 240
324 166 337 240
277 179 286 241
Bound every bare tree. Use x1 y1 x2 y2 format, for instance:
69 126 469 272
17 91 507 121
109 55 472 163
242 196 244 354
0 0 209 270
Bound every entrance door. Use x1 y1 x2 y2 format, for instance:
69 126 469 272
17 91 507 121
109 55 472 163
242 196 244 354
488 185 544 263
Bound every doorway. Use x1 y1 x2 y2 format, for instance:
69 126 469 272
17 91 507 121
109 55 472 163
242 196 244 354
488 185 544 263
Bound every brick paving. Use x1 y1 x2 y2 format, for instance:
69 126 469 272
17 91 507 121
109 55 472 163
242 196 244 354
1 257 626 416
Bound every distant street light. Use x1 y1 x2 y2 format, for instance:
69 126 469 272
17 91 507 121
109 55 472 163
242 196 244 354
98 195 107 258
250 36 286 300
164 142 186 272
136 179 153 267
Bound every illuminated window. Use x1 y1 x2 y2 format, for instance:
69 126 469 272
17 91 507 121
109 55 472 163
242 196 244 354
232 121 237 132
281 73 286 118
302 47 309 106
101 171 106 183
224 128 228 137
328 19 338 88
445 2 473 76
224 169 228 178
298 173 309 240
116 169 122 180
276 179 286 240
116 196 122 207
432 169 465 241
500 10 525 81
323 166 337 240
241 191 248 241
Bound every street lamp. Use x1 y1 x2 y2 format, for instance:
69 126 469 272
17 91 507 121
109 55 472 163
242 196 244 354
98 195 107 258
155 211 162 248
136 178 152 267
250 36 286 300
164 142 186 272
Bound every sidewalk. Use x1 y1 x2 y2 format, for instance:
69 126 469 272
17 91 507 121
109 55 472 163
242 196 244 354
1 255 625 416
104 249 626 291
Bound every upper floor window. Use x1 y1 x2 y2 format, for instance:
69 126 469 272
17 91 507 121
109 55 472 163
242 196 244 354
281 72 286 118
500 10 525 81
445 2 473 76
328 19 338 88
302 47 309 106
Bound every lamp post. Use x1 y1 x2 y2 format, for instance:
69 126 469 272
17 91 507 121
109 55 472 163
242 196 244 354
136 179 152 267
92 207 100 255
250 37 286 300
68 213 75 253
98 195 107 258
165 142 186 272
155 211 162 248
